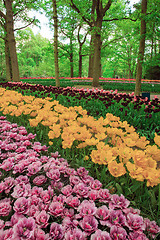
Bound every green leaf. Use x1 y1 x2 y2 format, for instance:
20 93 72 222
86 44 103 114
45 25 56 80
148 190 157 208
115 183 123 194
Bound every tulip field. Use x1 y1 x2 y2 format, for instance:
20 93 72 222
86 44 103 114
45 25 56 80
0 80 160 239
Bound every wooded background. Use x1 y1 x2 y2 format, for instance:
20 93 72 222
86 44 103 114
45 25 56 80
0 0 160 94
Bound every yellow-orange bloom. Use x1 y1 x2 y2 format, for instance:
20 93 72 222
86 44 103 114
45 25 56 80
62 135 75 149
90 150 103 165
76 142 88 148
29 119 39 127
48 124 61 138
145 145 160 162
123 137 136 147
132 150 148 169
108 161 126 177
84 156 89 161
154 133 160 147
85 138 99 146
143 168 160 187
126 162 144 181
118 147 133 164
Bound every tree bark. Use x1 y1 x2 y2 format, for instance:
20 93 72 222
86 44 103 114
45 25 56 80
79 45 82 77
135 0 147 96
88 34 94 78
92 16 103 87
5 0 20 82
4 38 12 81
70 37 74 78
52 0 60 87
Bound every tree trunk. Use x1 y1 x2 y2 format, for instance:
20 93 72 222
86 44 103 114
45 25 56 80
135 0 147 96
150 23 155 59
151 38 153 59
88 35 94 78
70 38 74 78
79 45 82 77
52 0 60 87
4 38 12 81
5 0 20 82
92 18 102 87
77 25 88 78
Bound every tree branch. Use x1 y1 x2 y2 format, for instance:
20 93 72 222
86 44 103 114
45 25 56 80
13 8 26 17
103 0 112 16
102 36 124 49
80 30 89 45
103 17 137 22
78 25 89 45
59 24 68 37
0 19 5 28
0 10 6 20
0 35 5 40
59 42 70 55
70 0 92 27
14 18 35 31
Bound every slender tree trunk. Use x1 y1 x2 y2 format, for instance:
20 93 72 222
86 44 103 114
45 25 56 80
4 38 12 81
150 23 155 59
154 40 157 55
77 25 88 78
52 0 60 87
70 38 74 78
88 35 94 78
151 38 153 59
79 45 82 77
135 0 147 96
5 0 20 82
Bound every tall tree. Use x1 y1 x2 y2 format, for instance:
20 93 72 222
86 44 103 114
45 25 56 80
68 0 136 86
68 0 112 86
59 9 78 78
42 1 78 77
4 0 19 82
52 0 60 87
77 24 89 77
135 0 147 95
0 0 41 81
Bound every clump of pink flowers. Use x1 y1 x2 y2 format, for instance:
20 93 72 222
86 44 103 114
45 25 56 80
0 116 160 239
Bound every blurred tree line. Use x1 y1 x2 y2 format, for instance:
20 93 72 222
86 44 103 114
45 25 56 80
0 0 160 93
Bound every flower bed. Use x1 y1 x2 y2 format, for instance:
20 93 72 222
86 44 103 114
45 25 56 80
0 86 160 226
0 83 159 139
0 88 160 187
0 116 160 239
